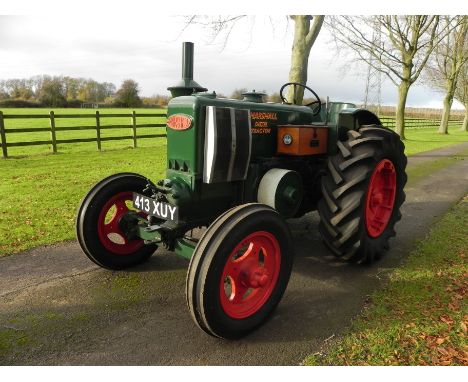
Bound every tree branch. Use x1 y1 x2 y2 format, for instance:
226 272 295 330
305 15 325 48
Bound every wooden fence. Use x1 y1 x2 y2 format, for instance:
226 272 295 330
0 111 167 158
0 111 465 158
379 116 464 129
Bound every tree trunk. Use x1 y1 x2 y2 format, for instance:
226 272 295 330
438 94 453 134
462 104 468 132
286 16 324 104
438 78 455 134
287 35 309 104
395 81 410 140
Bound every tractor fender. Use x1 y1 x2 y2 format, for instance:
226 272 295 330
334 108 382 145
337 108 381 131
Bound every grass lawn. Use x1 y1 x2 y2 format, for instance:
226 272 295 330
304 196 468 366
402 128 467 156
0 143 167 256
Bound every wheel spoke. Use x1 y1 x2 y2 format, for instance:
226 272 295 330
114 199 129 213
103 218 120 235
223 259 242 281
231 280 249 304
233 242 260 267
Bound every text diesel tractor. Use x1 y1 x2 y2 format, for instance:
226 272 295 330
77 42 407 339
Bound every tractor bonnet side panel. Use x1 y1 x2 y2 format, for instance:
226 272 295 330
164 94 321 223
167 95 319 183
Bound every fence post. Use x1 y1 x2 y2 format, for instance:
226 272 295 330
131 111 137 148
0 111 7 158
95 111 101 151
49 111 57 153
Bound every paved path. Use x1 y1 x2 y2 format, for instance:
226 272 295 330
1 142 467 365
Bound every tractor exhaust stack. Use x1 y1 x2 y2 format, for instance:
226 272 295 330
168 42 207 98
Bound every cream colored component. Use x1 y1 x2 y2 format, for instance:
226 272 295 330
257 168 291 209
257 168 303 219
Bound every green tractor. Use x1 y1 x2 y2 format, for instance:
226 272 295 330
77 42 407 339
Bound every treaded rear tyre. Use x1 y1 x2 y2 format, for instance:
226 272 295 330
318 125 407 264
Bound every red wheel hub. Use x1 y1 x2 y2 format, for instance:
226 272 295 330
219 231 281 319
97 191 145 255
365 159 397 238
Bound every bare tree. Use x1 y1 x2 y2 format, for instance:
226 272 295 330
328 16 452 139
454 62 468 132
184 15 324 104
425 16 468 134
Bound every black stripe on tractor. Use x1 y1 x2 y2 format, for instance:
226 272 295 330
232 109 251 180
203 106 251 184
210 107 232 183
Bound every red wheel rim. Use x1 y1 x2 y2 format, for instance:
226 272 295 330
365 159 397 238
219 231 281 319
97 191 145 255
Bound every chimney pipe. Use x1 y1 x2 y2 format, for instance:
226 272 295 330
168 42 207 98
182 42 194 81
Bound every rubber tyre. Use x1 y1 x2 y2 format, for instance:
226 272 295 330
76 172 157 270
318 125 407 264
186 203 294 339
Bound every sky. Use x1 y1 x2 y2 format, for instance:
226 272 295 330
0 14 464 109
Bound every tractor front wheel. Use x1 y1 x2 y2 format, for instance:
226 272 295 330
76 173 157 270
186 203 294 339
318 125 407 264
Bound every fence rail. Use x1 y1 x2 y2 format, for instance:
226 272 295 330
0 111 167 158
379 116 464 129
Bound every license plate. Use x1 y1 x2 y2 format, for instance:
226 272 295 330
133 193 178 222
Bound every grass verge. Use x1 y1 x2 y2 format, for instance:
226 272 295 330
405 148 468 186
304 196 468 366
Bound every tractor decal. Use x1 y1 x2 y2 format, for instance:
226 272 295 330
167 114 193 130
250 111 277 133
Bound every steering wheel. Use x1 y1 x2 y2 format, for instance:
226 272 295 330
279 82 322 116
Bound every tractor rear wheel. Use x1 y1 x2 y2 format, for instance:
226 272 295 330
186 203 294 339
318 125 407 264
76 173 157 270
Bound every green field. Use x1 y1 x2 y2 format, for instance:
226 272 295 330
0 108 166 157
